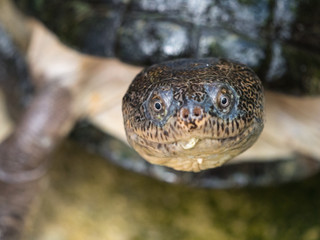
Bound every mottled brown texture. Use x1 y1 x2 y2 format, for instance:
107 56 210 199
123 58 264 171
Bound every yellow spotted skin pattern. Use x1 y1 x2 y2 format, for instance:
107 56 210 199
123 58 264 172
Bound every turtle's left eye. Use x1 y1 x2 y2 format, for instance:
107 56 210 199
216 88 234 113
218 93 231 109
205 84 236 115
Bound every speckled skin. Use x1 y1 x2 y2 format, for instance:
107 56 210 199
123 58 264 172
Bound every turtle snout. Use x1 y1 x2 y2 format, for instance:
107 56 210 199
179 105 204 122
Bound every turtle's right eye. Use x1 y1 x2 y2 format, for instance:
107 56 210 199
144 87 175 125
153 99 163 112
148 95 166 119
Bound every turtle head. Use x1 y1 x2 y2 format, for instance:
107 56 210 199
122 58 264 172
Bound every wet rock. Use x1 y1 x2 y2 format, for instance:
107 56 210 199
266 43 320 94
131 0 212 26
198 27 265 69
207 0 270 39
118 18 193 64
13 0 320 94
80 12 122 57
290 0 320 52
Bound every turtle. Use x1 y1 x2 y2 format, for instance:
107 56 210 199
0 0 320 239
5 0 319 184
122 58 265 172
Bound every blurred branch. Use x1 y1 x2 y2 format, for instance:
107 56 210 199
0 0 31 53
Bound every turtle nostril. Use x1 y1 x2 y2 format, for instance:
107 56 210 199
193 107 202 117
181 108 189 120
180 106 203 121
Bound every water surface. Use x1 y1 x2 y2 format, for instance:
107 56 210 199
26 141 320 240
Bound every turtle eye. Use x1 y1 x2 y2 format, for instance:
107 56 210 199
218 94 230 108
149 96 166 117
145 88 174 124
154 100 163 112
215 87 234 112
205 83 237 115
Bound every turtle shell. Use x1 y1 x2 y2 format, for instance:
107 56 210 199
15 0 320 95
4 0 320 187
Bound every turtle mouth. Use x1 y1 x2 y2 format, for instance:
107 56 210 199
179 137 199 149
127 122 262 172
